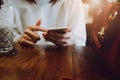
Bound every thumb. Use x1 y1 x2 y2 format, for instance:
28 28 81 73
35 19 41 26
68 28 71 32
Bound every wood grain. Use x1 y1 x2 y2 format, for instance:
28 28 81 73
0 43 116 80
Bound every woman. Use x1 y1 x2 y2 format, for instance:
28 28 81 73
12 0 86 46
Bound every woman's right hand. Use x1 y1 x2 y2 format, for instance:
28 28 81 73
18 20 47 46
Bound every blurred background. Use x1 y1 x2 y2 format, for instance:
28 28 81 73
82 0 120 45
82 0 119 24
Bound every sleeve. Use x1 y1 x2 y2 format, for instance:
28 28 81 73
13 24 21 42
13 8 24 42
67 0 86 46
12 0 31 42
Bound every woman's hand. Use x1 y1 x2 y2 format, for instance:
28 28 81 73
43 28 75 47
18 20 47 46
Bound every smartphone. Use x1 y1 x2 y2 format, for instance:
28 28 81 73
48 27 69 34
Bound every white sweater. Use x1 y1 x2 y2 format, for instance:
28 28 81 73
11 0 86 46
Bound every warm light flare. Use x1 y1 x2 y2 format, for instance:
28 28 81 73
90 0 103 6
90 0 117 6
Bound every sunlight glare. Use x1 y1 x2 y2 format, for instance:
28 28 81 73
91 0 103 6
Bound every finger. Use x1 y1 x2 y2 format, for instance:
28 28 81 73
64 27 71 33
24 29 40 40
67 28 71 32
47 36 63 46
42 32 47 35
35 19 41 26
64 27 71 32
23 34 39 43
35 20 48 32
48 32 70 39
45 34 66 45
37 27 48 32
42 32 47 39
58 39 67 44
28 26 47 32
23 34 34 42
20 39 34 46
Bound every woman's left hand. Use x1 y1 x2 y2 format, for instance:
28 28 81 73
43 28 75 47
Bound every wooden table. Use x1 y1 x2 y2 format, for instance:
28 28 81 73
0 43 116 80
